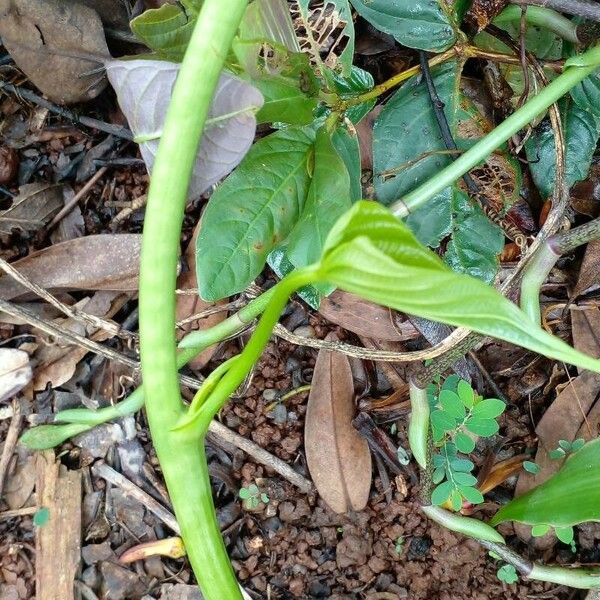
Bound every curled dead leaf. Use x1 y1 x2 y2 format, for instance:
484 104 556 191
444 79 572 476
0 0 110 104
305 333 372 513
0 234 141 300
0 183 63 234
0 348 32 402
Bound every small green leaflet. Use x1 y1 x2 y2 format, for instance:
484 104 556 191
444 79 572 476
33 506 50 527
497 564 518 584
491 438 600 527
197 127 315 300
316 201 600 374
525 98 600 197
348 0 457 52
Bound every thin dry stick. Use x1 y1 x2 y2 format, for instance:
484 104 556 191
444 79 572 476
0 399 22 497
207 420 313 494
0 257 132 341
0 299 203 390
0 506 38 520
92 462 181 533
273 323 471 362
48 167 108 230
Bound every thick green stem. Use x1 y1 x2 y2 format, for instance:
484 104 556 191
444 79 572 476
529 564 600 588
137 0 248 598
519 241 559 324
494 5 579 43
391 47 600 217
408 380 429 470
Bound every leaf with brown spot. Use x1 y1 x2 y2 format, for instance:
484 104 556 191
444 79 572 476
305 333 372 513
0 0 110 104
0 234 141 300
466 0 509 32
176 220 227 370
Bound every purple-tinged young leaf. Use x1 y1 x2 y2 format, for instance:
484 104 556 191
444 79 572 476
105 60 264 199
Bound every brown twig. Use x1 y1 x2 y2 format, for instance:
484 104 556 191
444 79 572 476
0 399 22 497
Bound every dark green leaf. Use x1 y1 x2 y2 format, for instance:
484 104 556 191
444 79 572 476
197 127 315 300
431 481 453 505
459 485 484 504
349 0 456 52
439 389 466 420
317 202 600 373
455 432 476 454
526 100 600 197
286 126 352 268
442 374 461 394
332 126 362 202
472 398 506 419
443 189 504 283
491 438 600 528
130 3 198 61
570 70 600 117
253 76 318 125
328 66 376 124
465 417 499 437
432 453 446 468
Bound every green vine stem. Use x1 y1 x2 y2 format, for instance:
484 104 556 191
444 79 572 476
390 45 600 217
520 217 600 323
494 5 579 43
136 0 248 597
408 380 430 469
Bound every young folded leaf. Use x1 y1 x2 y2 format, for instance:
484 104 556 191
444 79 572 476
315 202 600 373
490 438 600 528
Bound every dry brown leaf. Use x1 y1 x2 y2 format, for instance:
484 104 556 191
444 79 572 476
0 183 63 234
0 0 109 104
0 234 141 300
466 0 509 31
305 333 372 513
3 447 36 509
0 348 32 402
573 240 600 299
319 289 417 342
175 221 227 370
32 291 129 390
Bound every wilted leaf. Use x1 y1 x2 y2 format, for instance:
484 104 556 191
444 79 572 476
0 235 141 300
349 0 457 52
0 349 32 402
197 127 315 301
105 61 263 200
32 291 129 391
130 3 199 61
120 537 186 563
0 0 110 104
319 290 416 342
176 220 227 370
0 183 63 234
305 333 372 512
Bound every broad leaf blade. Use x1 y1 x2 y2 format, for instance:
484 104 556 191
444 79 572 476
197 127 315 301
491 438 600 527
349 0 456 52
332 125 362 202
106 60 263 200
286 126 352 267
317 202 600 373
